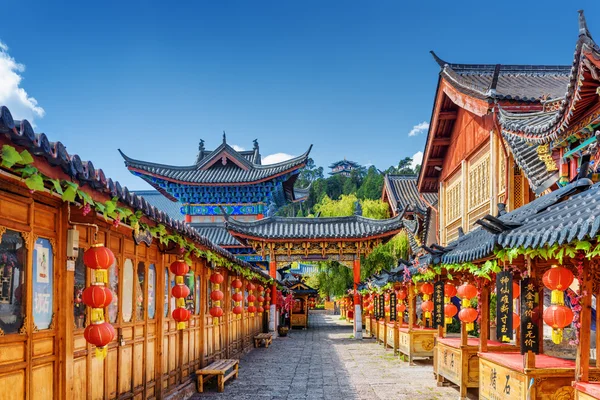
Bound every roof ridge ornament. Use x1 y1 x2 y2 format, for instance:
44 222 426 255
578 10 592 39
430 50 448 68
354 201 362 216
196 139 205 164
222 130 226 144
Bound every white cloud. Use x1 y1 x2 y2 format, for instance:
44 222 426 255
262 153 295 165
408 121 429 137
411 151 423 169
0 40 44 125
231 144 245 151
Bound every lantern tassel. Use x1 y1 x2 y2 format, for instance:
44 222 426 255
445 317 452 325
95 346 107 360
425 312 431 318
552 328 563 344
176 322 185 330
551 290 564 305
462 299 470 308
466 322 474 332
213 317 219 325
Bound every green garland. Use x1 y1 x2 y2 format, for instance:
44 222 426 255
1 145 279 287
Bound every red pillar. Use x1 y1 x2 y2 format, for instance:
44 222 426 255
353 258 363 339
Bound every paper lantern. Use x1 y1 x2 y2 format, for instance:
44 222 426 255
258 306 264 313
257 285 264 292
210 290 224 301
171 284 190 299
543 266 574 305
84 322 115 358
83 244 115 270
543 305 574 344
421 300 434 318
458 307 478 332
210 272 224 285
232 279 242 289
421 282 434 295
169 260 189 276
172 307 191 327
396 289 407 300
444 284 457 298
444 303 458 325
210 306 224 318
384 293 390 301
248 294 256 302
258 295 265 303
513 282 520 299
247 282 256 291
82 285 113 309
396 303 406 313
248 305 256 314
233 305 243 315
232 292 243 302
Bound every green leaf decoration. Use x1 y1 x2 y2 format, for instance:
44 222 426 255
62 185 77 202
49 179 63 195
76 189 93 205
25 174 45 191
19 150 34 165
15 165 38 178
575 241 592 251
1 145 23 168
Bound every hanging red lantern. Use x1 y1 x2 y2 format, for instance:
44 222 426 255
513 312 521 330
421 300 434 318
543 265 574 305
543 305 574 344
257 285 264 292
248 294 256 302
169 260 189 276
444 303 458 325
232 292 243 302
457 283 478 302
248 305 256 313
396 303 406 313
210 306 224 318
172 307 191 323
171 284 190 299
82 285 113 309
258 295 265 303
458 307 478 332
257 306 264 313
232 305 243 315
513 282 520 299
396 289 407 300
83 244 115 270
232 279 242 289
209 272 224 324
84 322 115 358
421 282 434 296
384 292 390 301
444 283 457 298
210 290 224 301
210 272 224 285
247 282 256 291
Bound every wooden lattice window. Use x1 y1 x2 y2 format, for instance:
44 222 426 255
445 179 461 224
498 154 506 194
513 166 523 209
468 153 490 211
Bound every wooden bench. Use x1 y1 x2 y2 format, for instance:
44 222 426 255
196 359 239 393
254 333 273 348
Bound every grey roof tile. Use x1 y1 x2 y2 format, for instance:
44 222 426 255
384 175 438 212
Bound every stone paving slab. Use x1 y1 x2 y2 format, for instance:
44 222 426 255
192 311 471 399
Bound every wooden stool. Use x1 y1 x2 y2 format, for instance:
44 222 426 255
254 333 273 348
196 359 239 393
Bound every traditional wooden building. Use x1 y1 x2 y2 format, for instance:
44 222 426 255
0 105 283 399
328 159 361 177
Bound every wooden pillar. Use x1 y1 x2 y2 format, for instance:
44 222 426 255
353 258 362 339
408 284 415 330
596 293 600 368
576 271 593 382
269 258 277 334
479 284 489 353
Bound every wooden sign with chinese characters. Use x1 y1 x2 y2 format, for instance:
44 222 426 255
378 294 385 319
496 271 513 343
433 280 444 328
373 295 379 319
479 358 524 400
437 343 461 384
389 293 397 321
520 278 540 354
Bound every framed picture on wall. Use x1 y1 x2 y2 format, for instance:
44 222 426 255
32 238 54 330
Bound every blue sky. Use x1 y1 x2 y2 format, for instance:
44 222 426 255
1 1 598 190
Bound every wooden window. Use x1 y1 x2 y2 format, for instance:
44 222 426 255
148 264 156 319
107 259 119 323
185 273 195 313
195 275 201 314
468 153 490 211
122 259 134 323
163 268 169 317
0 229 26 335
32 237 54 330
135 262 145 321
73 248 86 329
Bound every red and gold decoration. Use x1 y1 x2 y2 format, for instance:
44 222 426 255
420 282 434 319
82 244 116 359
232 278 243 318
384 292 391 317
257 285 265 314
457 283 478 332
395 288 407 320
247 282 256 315
170 260 191 330
443 283 457 325
209 271 224 324
542 265 575 343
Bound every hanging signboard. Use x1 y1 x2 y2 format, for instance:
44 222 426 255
433 280 445 328
496 271 513 343
379 294 385 320
373 295 379 319
520 277 540 354
390 293 397 321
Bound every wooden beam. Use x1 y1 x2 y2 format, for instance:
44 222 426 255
432 137 451 146
438 111 458 120
428 158 444 166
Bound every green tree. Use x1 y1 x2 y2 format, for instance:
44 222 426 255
356 166 384 200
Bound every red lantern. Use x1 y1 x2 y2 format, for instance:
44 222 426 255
257 306 264 313
542 266 574 291
396 303 406 313
83 244 115 270
421 282 434 295
210 306 224 318
248 294 256 302
233 305 243 315
82 285 113 309
247 282 256 291
543 305 574 344
444 303 458 325
232 279 242 289
384 293 390 301
396 289 407 300
84 322 115 348
172 307 191 323
257 285 264 292
258 295 265 303
457 283 478 301
210 290 224 301
248 306 256 314
444 284 457 298
458 307 478 331
513 312 520 330
210 272 224 285
232 292 243 302
171 284 190 299
513 282 520 299
421 300 434 318
169 260 189 276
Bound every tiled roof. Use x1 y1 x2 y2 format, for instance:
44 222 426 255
119 145 312 185
0 105 275 283
131 190 184 221
189 223 242 247
432 52 571 103
225 214 403 241
384 175 438 212
329 159 361 169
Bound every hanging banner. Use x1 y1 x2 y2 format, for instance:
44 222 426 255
373 295 379 319
433 280 445 328
390 293 397 322
496 271 513 343
520 278 540 354
379 294 385 319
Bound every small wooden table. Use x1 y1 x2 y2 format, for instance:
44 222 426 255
254 333 273 348
196 359 239 393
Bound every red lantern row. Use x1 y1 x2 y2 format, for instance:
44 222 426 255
542 265 574 344
82 244 117 359
170 260 191 330
232 278 243 317
457 283 478 332
420 282 434 320
257 285 265 314
209 272 224 323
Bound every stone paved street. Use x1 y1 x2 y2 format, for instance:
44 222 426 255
193 311 463 399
